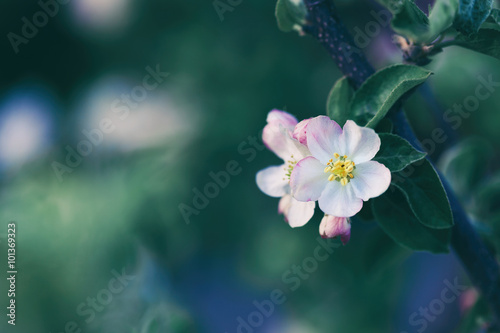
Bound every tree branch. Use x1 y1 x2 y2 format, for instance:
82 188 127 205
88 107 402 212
302 0 500 325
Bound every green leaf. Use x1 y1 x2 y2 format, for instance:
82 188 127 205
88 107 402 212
373 187 451 253
373 134 426 172
438 138 493 197
454 0 493 35
275 0 307 32
391 0 430 42
490 8 500 24
456 28 500 60
423 0 460 42
374 118 394 134
326 76 354 126
349 64 432 128
392 159 454 229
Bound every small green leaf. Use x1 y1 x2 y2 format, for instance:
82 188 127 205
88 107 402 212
454 0 493 35
391 0 430 42
373 134 426 172
275 0 307 32
423 0 460 42
349 64 432 128
392 159 454 229
373 187 451 253
456 28 500 60
438 138 493 197
326 76 354 126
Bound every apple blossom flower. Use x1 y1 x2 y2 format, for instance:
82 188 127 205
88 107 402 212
256 110 315 227
291 116 391 217
319 215 351 245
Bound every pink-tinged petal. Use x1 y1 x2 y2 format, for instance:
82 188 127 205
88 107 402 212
256 165 289 197
292 118 312 146
266 109 297 129
319 215 351 244
290 156 327 202
285 197 315 228
278 194 292 214
287 135 311 161
350 161 391 201
318 181 363 217
262 124 293 160
306 116 343 164
340 120 381 163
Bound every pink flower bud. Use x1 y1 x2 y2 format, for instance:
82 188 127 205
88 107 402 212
319 215 351 245
292 118 311 146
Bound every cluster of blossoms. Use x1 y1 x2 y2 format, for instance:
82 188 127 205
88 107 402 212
256 110 391 244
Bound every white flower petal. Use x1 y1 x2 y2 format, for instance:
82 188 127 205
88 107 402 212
318 181 363 217
286 134 311 161
306 116 343 164
262 124 292 160
340 120 380 163
350 161 391 201
285 197 315 228
256 165 289 197
290 156 327 202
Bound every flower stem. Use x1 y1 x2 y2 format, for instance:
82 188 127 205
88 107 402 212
302 0 500 326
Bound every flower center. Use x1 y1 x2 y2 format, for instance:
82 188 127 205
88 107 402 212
283 155 297 181
324 153 355 186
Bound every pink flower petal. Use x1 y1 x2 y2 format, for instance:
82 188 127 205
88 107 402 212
256 165 289 197
305 116 343 164
339 120 381 163
262 123 292 160
266 109 298 128
290 156 327 202
292 118 312 146
350 161 391 201
318 181 363 217
319 215 351 244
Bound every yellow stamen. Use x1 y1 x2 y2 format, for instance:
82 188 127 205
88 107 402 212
325 153 356 185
